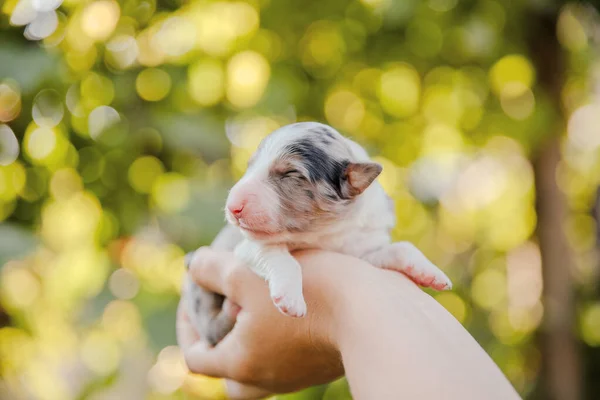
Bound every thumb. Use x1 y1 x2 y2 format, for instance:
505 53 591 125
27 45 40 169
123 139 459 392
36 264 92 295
183 340 234 379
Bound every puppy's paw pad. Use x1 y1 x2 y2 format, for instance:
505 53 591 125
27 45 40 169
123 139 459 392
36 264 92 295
272 294 306 318
433 280 452 291
412 272 452 291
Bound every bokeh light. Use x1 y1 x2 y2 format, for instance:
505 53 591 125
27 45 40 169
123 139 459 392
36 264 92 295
81 0 120 41
24 125 58 161
88 105 120 140
24 9 58 40
325 90 365 133
49 167 82 201
378 64 421 118
32 89 64 128
226 51 270 108
557 5 588 52
582 303 600 346
152 16 196 58
567 103 600 151
2 1 600 399
105 34 139 70
128 156 165 194
0 80 22 123
188 58 225 106
0 124 20 166
500 84 535 120
136 68 172 102
489 55 535 97
80 73 115 109
152 173 190 214
81 331 121 375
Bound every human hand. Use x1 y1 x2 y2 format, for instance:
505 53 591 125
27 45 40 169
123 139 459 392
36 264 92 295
176 247 345 397
177 299 273 400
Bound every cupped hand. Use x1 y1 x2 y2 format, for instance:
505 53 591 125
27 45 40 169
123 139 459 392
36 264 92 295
177 300 272 400
176 247 345 398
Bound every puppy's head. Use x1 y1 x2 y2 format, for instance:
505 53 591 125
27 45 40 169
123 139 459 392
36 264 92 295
225 122 382 240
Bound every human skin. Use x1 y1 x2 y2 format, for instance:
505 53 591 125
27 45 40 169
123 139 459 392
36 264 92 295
177 248 522 400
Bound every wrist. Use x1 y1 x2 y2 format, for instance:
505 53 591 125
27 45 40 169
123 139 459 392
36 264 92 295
293 250 386 352
295 249 425 350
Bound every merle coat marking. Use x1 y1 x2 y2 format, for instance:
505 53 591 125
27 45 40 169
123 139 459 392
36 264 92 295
184 122 452 346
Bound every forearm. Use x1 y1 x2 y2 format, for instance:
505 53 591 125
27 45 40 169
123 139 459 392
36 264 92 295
298 251 521 400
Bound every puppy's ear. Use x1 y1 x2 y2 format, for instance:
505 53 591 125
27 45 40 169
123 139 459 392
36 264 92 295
342 162 382 197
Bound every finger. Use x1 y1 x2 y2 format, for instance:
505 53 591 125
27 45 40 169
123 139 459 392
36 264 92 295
224 380 272 400
188 247 255 302
176 299 200 350
223 298 242 319
183 339 232 378
188 247 234 295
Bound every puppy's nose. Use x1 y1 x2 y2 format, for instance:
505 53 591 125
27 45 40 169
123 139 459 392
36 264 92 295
227 202 245 218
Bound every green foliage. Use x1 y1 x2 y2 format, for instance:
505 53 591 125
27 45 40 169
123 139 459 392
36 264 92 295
1 0 600 399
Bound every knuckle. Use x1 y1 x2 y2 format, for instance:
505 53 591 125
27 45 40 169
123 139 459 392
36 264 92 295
223 263 245 293
194 246 212 259
190 246 213 269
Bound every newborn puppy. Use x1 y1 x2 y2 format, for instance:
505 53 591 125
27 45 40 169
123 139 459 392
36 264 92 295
184 122 452 345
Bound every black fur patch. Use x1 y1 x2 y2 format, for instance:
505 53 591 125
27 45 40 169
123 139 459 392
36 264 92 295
184 252 194 270
285 138 350 199
194 297 201 314
325 193 338 200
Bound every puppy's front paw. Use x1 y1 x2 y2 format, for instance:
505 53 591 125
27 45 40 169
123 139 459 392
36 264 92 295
389 242 453 291
271 293 307 318
404 262 452 291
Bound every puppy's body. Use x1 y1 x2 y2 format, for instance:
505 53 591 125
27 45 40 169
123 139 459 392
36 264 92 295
183 224 242 346
185 122 451 345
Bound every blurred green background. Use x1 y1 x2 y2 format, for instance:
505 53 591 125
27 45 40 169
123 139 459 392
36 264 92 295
1 0 600 399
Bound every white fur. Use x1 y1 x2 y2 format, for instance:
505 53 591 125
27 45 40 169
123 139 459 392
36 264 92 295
227 122 452 317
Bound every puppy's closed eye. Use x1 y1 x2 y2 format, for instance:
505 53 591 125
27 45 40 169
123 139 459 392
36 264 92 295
282 170 306 180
